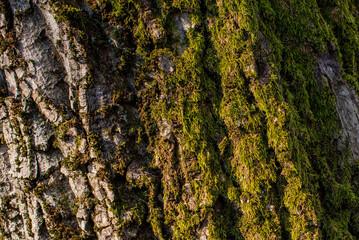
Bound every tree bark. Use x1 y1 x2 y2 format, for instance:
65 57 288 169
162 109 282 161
0 0 358 239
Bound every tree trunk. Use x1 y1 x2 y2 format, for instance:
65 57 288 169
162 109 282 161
0 0 358 239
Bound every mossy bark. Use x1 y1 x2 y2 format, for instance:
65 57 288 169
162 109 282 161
0 0 359 239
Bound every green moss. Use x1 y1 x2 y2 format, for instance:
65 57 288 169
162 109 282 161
52 0 83 24
112 0 357 238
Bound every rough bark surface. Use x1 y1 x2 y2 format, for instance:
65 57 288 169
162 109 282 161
0 0 358 239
